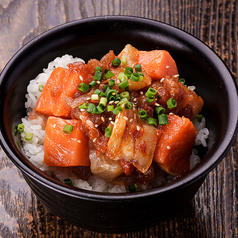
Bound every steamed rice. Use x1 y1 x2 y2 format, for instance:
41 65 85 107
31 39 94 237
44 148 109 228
20 55 209 193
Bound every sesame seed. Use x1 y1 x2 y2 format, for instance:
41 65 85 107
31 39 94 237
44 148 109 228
80 109 85 111
155 103 160 106
101 117 105 122
166 65 170 69
130 119 133 122
109 101 114 104
93 138 97 142
111 121 115 125
95 124 98 128
140 91 143 95
173 74 179 78
167 146 171 149
133 98 137 101
109 117 112 121
112 92 116 95
97 81 100 84
160 78 165 83
115 101 119 104
137 125 140 131
123 116 128 120
169 112 174 115
79 75 83 81
53 124 56 128
78 140 81 143
86 97 90 100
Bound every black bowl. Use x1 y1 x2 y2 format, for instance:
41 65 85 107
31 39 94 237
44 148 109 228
0 16 237 233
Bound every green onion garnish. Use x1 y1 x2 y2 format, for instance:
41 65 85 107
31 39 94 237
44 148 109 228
155 106 165 115
138 72 144 81
145 87 157 97
129 184 137 192
125 67 133 72
113 106 123 115
17 124 24 133
104 70 115 79
179 78 185 85
78 82 89 92
38 85 44 92
147 118 157 127
107 105 114 111
88 80 97 88
146 96 155 103
122 56 127 65
118 72 128 82
94 89 105 97
105 88 117 101
196 114 203 121
25 132 33 141
105 127 112 137
64 178 73 186
109 79 115 87
95 66 102 72
91 94 99 101
135 64 142 72
130 72 139 82
117 98 128 107
63 124 74 134
99 97 107 106
158 114 169 125
87 103 97 114
167 97 177 109
96 104 105 114
112 57 121 67
94 70 103 81
118 80 129 90
124 102 133 110
119 91 130 100
79 103 88 109
13 125 18 136
138 110 148 119
124 69 132 78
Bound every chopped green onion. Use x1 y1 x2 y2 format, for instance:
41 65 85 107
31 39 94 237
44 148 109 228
138 72 144 81
99 97 107 106
129 184 137 192
94 89 105 97
117 98 128 107
79 103 88 109
107 105 114 111
118 80 129 90
91 94 99 101
88 80 97 88
146 96 155 103
135 64 142 72
124 102 133 110
113 106 123 115
105 88 117 101
118 72 128 81
63 124 74 134
145 87 157 97
64 178 73 186
13 125 18 136
122 56 127 65
130 72 139 82
196 114 203 121
158 114 169 125
112 57 121 67
96 104 105 114
105 127 112 137
87 103 97 114
104 70 115 79
17 124 24 133
109 79 115 87
155 106 165 115
94 70 103 81
157 94 161 99
147 118 157 127
25 132 33 141
119 91 130 100
167 97 177 109
124 69 132 78
138 110 148 119
125 67 133 72
38 85 44 92
78 82 89 92
179 78 185 85
95 66 102 72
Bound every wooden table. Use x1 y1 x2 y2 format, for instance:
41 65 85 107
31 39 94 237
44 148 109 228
0 1 237 237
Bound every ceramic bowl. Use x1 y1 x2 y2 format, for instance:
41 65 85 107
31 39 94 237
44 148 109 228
0 16 237 233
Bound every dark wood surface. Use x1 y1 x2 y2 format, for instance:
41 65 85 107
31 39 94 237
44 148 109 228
0 0 237 237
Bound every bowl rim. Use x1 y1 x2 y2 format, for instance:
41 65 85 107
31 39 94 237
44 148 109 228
0 15 238 200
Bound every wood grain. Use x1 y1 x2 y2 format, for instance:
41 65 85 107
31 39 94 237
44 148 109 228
0 0 237 237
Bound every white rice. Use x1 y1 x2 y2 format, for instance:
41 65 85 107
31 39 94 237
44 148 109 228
20 55 209 193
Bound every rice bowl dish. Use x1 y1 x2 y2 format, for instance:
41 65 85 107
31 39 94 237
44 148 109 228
17 46 209 193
